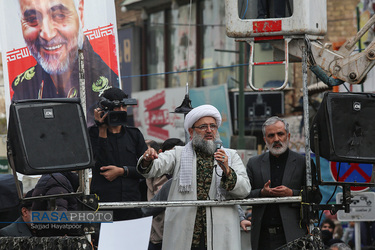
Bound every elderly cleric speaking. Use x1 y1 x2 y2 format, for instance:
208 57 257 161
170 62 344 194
137 104 251 250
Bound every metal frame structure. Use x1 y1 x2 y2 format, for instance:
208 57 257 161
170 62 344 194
98 196 301 209
247 37 291 91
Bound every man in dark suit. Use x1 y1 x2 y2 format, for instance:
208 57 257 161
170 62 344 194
246 116 314 250
0 189 34 237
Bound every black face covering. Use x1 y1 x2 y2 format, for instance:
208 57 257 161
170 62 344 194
321 230 333 245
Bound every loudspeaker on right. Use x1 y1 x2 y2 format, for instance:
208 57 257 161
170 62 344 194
310 92 375 163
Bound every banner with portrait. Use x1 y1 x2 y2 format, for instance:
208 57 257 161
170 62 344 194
0 0 120 126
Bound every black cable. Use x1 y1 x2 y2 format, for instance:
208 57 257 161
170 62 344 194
214 155 231 178
210 206 214 250
197 161 214 250
211 158 232 250
239 0 247 19
318 162 341 226
214 165 223 177
343 83 351 92
50 174 98 211
209 163 220 250
207 166 214 250
205 158 229 250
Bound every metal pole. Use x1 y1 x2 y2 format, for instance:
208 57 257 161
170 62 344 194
8 154 23 200
356 6 365 93
238 42 245 149
184 84 191 143
355 221 361 250
98 196 301 209
78 49 91 243
302 37 312 187
78 50 90 197
302 36 315 234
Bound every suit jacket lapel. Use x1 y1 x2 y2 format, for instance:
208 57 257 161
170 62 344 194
282 151 297 186
261 152 271 184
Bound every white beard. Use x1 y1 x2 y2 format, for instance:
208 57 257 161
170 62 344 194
266 139 289 156
25 24 84 75
192 131 217 155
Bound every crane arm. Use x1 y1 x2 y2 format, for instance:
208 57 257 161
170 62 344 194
272 14 375 85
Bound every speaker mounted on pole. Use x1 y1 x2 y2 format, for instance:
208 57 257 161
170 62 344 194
310 92 375 164
7 98 94 175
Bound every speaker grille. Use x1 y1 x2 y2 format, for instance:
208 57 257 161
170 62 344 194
8 99 93 174
329 95 375 161
311 92 375 163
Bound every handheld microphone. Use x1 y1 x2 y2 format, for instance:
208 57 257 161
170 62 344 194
215 139 223 152
214 139 224 176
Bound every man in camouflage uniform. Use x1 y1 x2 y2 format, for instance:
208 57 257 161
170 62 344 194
137 105 251 250
12 0 118 126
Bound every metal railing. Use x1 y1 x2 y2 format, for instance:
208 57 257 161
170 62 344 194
98 196 302 210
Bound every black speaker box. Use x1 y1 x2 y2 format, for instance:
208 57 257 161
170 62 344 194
7 98 94 174
310 92 375 163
